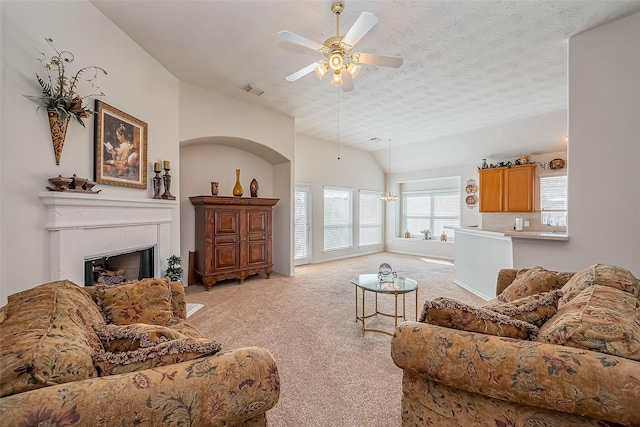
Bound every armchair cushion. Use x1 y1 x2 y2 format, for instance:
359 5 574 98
0 280 104 397
559 263 640 305
97 278 174 326
419 297 539 340
500 267 569 302
537 285 640 361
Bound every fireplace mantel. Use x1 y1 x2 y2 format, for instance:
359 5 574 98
40 192 177 285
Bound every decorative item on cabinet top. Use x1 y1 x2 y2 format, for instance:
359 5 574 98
478 155 535 169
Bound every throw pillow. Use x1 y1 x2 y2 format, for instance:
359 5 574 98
537 285 640 361
559 263 640 306
419 297 539 340
92 322 190 352
500 267 570 302
486 289 563 327
92 335 221 376
97 278 173 326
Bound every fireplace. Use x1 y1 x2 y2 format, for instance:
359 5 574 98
40 192 176 286
85 246 155 286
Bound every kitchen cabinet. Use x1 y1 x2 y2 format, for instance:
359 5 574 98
478 164 536 212
189 196 279 290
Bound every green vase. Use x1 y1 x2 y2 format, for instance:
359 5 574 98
233 169 243 197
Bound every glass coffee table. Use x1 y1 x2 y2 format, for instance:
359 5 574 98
350 274 418 336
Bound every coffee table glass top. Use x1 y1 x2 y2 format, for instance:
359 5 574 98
351 274 418 294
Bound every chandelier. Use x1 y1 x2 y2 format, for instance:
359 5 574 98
381 138 398 202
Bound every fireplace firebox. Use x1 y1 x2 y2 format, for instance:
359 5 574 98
85 247 154 286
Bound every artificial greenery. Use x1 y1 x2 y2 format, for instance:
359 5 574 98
25 38 107 127
165 255 183 282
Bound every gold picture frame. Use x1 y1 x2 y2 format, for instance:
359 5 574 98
94 100 147 189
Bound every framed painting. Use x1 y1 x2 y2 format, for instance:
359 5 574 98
94 100 148 189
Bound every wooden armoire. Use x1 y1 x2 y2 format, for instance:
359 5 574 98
189 196 279 290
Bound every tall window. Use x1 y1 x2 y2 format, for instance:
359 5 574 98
359 190 382 246
324 186 353 251
540 175 568 226
403 190 460 239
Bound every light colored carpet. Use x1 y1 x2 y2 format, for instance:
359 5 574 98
184 252 485 427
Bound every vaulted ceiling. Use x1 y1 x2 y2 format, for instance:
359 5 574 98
91 0 640 173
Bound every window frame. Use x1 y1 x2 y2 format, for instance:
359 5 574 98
402 189 461 240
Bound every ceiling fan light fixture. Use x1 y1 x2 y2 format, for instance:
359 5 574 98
314 63 329 80
332 70 343 86
329 52 344 70
346 63 361 79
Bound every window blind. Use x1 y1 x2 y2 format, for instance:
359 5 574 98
324 187 353 250
359 190 382 246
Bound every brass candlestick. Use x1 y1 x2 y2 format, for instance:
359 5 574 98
152 169 162 199
161 167 176 200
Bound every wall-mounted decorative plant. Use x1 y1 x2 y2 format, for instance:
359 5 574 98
25 38 107 165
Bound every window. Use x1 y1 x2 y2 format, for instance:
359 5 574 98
403 190 460 239
324 186 353 251
359 190 382 246
540 175 567 226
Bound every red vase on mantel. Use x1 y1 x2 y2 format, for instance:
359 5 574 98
250 178 259 197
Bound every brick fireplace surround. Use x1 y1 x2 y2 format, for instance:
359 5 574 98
40 192 177 286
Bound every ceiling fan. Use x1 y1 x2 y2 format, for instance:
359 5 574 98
278 1 403 92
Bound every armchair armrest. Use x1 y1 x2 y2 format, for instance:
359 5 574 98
391 322 639 426
0 347 280 427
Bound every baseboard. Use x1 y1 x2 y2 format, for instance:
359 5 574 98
453 279 492 301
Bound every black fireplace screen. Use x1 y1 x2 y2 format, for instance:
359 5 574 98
84 247 154 286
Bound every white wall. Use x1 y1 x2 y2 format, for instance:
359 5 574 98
0 1 180 304
512 12 640 275
178 82 295 277
295 134 385 263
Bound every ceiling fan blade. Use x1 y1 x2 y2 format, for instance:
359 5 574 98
278 30 324 51
341 72 354 92
342 12 378 49
285 62 319 82
354 52 403 68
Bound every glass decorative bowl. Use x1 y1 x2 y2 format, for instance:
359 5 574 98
378 263 397 282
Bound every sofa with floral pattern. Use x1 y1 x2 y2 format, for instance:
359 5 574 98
391 263 640 427
0 278 280 426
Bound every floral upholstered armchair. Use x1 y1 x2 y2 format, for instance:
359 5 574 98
0 278 280 426
391 264 640 427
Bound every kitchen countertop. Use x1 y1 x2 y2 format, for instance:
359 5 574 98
449 226 569 241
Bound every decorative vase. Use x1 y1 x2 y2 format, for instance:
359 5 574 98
47 108 70 166
211 181 219 196
250 178 259 197
233 169 243 197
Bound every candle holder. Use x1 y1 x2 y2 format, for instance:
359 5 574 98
152 169 162 199
161 167 176 200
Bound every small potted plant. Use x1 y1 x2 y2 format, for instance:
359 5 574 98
421 229 430 240
165 255 183 282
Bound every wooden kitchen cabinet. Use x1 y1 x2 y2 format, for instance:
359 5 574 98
478 164 536 212
189 196 279 290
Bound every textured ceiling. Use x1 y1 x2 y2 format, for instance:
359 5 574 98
91 0 640 173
